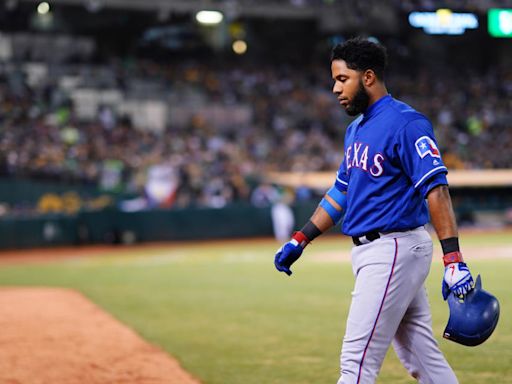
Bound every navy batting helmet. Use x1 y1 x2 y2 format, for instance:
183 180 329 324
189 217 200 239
443 275 500 346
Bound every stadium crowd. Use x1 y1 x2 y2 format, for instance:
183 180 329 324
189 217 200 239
0 57 511 209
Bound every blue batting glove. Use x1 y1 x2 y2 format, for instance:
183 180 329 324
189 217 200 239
274 232 309 276
442 262 474 300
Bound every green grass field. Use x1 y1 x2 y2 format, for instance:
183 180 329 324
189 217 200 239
0 231 510 383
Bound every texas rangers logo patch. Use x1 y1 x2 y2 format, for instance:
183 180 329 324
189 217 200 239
415 136 441 158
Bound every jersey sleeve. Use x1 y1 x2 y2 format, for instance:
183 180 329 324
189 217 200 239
334 157 349 192
396 118 448 192
418 172 448 198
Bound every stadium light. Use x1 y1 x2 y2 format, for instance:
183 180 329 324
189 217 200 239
37 1 50 15
232 40 247 55
195 10 224 25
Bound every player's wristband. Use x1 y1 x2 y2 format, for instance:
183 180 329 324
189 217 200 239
292 231 310 249
440 237 459 254
293 221 322 248
440 237 463 266
443 251 464 266
301 220 322 241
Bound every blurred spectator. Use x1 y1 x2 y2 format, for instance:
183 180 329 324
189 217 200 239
0 55 511 212
250 183 281 207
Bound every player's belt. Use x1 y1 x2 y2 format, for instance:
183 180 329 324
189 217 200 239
352 227 418 246
352 231 381 246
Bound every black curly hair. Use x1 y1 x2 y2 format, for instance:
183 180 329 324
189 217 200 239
331 37 388 80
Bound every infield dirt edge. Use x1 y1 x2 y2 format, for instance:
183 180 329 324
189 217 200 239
0 287 201 384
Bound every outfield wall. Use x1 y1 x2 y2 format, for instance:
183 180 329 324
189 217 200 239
0 176 511 249
0 202 320 249
1 192 511 249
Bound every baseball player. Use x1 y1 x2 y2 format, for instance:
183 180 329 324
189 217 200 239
274 37 474 384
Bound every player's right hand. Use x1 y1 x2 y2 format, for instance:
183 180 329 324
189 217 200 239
274 232 308 276
274 241 303 276
442 262 474 300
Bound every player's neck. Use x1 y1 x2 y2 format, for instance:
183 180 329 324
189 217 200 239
368 85 389 108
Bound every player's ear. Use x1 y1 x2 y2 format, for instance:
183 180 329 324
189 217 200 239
362 69 376 87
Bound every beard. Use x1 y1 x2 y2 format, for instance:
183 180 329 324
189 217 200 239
345 80 370 116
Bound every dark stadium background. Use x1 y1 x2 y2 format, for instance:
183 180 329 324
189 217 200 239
0 0 511 248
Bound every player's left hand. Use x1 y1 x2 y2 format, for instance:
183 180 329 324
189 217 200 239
442 262 474 300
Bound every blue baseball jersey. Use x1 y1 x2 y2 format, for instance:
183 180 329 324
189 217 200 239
334 95 448 237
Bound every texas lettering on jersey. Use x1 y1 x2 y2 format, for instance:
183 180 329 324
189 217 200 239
345 142 385 177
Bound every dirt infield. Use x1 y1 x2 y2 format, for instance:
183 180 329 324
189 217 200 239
0 288 201 384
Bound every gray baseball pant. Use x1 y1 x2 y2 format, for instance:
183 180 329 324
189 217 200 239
337 227 458 384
